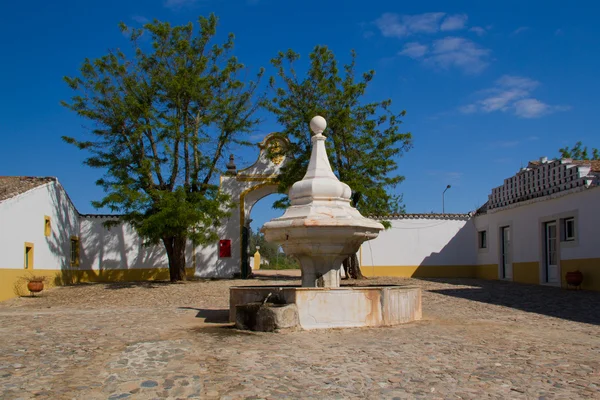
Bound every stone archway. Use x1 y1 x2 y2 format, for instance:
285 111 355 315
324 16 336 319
217 133 289 278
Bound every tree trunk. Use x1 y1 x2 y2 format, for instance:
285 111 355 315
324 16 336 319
342 253 365 280
163 236 188 282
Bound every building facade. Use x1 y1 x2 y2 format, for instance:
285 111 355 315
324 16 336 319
1 156 599 302
359 158 600 291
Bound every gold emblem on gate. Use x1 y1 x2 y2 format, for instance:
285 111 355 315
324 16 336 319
266 138 285 165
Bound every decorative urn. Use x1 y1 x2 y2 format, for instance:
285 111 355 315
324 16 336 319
261 116 384 288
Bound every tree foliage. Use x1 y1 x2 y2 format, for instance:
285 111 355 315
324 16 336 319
264 46 412 216
559 141 599 160
62 15 263 281
249 229 298 270
263 46 412 278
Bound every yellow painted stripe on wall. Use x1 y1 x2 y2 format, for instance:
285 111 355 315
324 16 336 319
561 258 600 291
360 265 477 278
475 264 498 280
513 262 539 285
0 267 196 302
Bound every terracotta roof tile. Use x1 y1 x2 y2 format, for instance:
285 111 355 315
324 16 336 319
0 176 55 202
370 213 471 220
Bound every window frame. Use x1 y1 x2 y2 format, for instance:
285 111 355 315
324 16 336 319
478 230 487 249
562 217 575 242
44 216 51 237
70 236 80 267
24 242 34 269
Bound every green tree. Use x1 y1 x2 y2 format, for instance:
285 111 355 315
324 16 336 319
265 46 412 278
559 141 599 160
249 229 278 263
248 229 298 270
62 15 263 281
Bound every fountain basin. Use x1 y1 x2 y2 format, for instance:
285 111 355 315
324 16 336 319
230 285 422 330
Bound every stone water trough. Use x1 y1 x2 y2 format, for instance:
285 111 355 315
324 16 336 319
230 116 422 331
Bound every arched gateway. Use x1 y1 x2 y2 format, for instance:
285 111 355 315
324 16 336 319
208 133 289 278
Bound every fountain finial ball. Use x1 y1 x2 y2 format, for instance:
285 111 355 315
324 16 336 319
310 116 327 135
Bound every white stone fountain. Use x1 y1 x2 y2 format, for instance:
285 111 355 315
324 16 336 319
229 116 421 331
261 116 384 288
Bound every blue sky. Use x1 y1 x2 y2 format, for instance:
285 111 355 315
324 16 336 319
1 0 599 232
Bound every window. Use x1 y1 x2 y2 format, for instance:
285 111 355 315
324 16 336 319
44 216 51 237
478 230 487 249
70 236 80 266
562 218 575 241
24 242 34 269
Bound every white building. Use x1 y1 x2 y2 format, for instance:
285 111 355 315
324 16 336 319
360 157 600 291
1 156 599 302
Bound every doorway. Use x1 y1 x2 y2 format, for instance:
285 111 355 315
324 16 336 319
544 221 559 283
500 226 512 279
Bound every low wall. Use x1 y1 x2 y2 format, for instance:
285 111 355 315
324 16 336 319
0 267 196 302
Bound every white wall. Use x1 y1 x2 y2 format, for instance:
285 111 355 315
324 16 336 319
0 181 79 271
79 217 174 271
474 187 600 266
360 217 477 267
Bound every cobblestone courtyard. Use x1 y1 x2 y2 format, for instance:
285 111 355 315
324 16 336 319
1 273 599 399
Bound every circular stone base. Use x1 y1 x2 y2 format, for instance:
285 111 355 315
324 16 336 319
235 302 300 332
230 286 422 330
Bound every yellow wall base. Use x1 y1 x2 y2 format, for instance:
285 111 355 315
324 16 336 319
361 265 476 278
513 262 539 285
0 267 196 303
561 258 600 291
475 264 498 280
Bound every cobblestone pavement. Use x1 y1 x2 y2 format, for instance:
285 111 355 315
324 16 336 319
1 275 599 399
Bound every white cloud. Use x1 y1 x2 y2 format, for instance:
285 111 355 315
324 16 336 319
460 75 570 118
375 12 446 38
512 26 529 35
399 42 428 58
425 36 490 74
131 15 149 24
514 99 570 118
399 36 490 74
469 26 486 36
375 12 491 74
440 14 468 31
495 75 539 90
164 0 199 9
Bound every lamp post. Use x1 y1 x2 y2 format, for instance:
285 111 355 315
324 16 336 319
443 185 451 214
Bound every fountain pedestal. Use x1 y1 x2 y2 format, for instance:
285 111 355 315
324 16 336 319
229 116 422 330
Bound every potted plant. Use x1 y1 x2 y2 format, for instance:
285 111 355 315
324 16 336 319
24 275 47 296
565 270 583 288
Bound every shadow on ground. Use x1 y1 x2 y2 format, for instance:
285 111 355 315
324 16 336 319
419 278 600 326
179 307 230 323
103 281 176 290
249 275 299 282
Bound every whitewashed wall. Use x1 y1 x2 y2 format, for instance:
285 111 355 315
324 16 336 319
79 217 176 271
0 181 79 271
474 187 600 266
360 216 477 267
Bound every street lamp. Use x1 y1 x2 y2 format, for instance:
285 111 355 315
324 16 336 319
443 185 451 214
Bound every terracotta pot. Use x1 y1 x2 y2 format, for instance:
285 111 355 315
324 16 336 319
27 281 44 293
565 271 583 286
